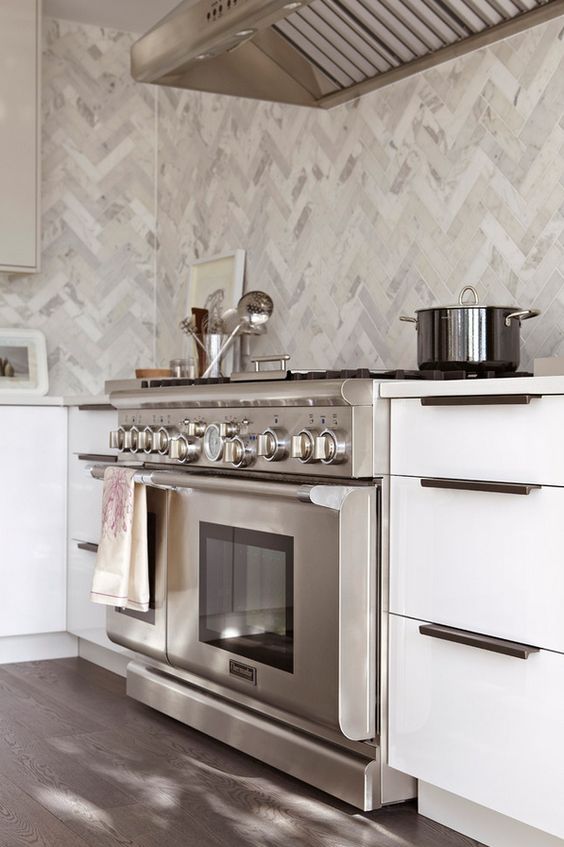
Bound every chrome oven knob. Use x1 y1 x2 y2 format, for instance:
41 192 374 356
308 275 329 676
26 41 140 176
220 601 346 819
139 426 155 453
187 420 206 438
257 428 288 462
169 435 200 463
154 427 170 455
291 429 318 463
224 437 254 468
109 428 125 451
219 420 239 438
124 427 139 452
137 427 150 452
315 429 347 464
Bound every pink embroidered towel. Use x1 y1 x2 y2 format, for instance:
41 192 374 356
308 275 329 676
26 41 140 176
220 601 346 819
91 466 150 612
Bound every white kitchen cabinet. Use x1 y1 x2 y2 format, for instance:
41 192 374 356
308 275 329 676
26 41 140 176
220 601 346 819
0 406 66 636
390 394 564 485
389 475 564 653
388 614 564 841
0 0 41 272
67 405 122 651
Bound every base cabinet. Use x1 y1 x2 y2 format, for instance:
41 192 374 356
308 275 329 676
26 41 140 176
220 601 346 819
0 407 66 636
67 407 122 652
388 613 564 841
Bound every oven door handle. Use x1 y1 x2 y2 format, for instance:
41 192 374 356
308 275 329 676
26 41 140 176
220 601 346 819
304 484 377 742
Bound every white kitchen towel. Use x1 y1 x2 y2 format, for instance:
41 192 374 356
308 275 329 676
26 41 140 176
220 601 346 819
90 466 150 612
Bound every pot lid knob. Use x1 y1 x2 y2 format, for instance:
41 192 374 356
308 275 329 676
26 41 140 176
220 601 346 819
459 286 479 306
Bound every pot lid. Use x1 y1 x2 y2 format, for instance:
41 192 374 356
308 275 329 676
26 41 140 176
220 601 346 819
414 286 519 312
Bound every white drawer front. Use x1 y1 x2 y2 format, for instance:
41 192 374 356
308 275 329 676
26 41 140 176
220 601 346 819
68 459 104 543
390 476 564 652
390 395 564 484
68 407 117 455
388 614 564 840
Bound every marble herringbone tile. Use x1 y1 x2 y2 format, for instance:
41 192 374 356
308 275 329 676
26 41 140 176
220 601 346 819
0 20 156 396
157 15 564 374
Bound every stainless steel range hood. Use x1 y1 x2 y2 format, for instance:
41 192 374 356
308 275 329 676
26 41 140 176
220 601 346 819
132 0 564 109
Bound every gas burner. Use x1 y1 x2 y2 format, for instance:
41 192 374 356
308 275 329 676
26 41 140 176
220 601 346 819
144 376 231 388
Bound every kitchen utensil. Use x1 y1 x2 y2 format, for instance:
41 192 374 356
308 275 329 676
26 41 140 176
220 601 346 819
400 286 540 372
192 307 209 376
237 290 274 329
202 291 274 378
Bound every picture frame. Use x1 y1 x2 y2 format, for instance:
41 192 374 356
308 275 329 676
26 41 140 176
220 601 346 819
186 250 246 373
0 328 48 396
187 249 246 319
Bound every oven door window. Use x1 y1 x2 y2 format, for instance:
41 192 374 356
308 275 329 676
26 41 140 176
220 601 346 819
199 522 294 673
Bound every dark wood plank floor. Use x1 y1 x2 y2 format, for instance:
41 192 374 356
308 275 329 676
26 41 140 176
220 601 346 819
0 658 484 847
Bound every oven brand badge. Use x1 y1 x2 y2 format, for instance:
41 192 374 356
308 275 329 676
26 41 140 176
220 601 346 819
229 660 257 685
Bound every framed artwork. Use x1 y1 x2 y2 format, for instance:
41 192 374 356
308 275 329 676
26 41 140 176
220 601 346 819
0 328 48 395
186 250 246 373
187 249 246 324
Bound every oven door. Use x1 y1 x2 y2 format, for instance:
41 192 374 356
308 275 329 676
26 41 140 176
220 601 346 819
157 471 378 742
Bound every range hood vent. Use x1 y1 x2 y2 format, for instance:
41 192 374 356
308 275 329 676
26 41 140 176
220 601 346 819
132 0 564 109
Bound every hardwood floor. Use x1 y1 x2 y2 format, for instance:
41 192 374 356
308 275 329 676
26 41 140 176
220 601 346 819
0 658 483 847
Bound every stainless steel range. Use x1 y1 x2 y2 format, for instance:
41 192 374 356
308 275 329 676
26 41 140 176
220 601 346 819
92 366 418 810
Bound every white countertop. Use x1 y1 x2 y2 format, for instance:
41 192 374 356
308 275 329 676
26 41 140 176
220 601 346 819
0 394 111 407
379 375 564 398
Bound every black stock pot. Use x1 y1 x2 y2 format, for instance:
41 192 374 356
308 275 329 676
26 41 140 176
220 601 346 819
400 286 540 373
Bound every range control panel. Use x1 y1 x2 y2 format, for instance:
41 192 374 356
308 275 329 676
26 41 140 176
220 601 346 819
109 406 366 478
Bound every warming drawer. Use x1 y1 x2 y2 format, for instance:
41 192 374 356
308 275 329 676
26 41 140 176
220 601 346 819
388 614 564 840
390 394 564 485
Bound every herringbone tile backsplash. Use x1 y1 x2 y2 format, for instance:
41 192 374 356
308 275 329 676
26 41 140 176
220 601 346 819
157 15 564 375
0 20 157 396
2 15 564 394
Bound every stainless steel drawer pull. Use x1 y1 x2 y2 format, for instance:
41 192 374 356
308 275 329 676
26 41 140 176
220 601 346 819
77 542 99 554
420 478 541 496
420 394 540 407
419 623 540 660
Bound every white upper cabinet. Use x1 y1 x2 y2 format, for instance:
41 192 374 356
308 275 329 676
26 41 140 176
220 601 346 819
0 0 40 273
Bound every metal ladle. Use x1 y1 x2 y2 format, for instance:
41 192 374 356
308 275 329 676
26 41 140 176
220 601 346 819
202 291 274 378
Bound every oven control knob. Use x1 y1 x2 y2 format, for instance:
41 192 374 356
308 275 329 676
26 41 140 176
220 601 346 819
257 428 288 462
153 427 171 455
187 420 206 438
314 429 347 464
109 428 125 451
220 420 239 438
291 429 318 463
124 427 139 452
169 435 200 463
137 427 150 452
224 437 254 468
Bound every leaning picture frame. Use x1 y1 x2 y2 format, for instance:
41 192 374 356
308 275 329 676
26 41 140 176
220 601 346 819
0 328 49 395
186 250 246 374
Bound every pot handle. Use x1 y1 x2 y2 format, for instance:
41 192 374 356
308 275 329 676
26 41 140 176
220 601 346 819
459 285 479 305
504 309 540 328
399 315 417 325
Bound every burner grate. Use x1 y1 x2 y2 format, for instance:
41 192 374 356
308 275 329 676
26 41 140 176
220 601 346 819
140 368 534 388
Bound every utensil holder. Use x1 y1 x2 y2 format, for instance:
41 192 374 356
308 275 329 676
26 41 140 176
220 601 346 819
204 333 225 378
